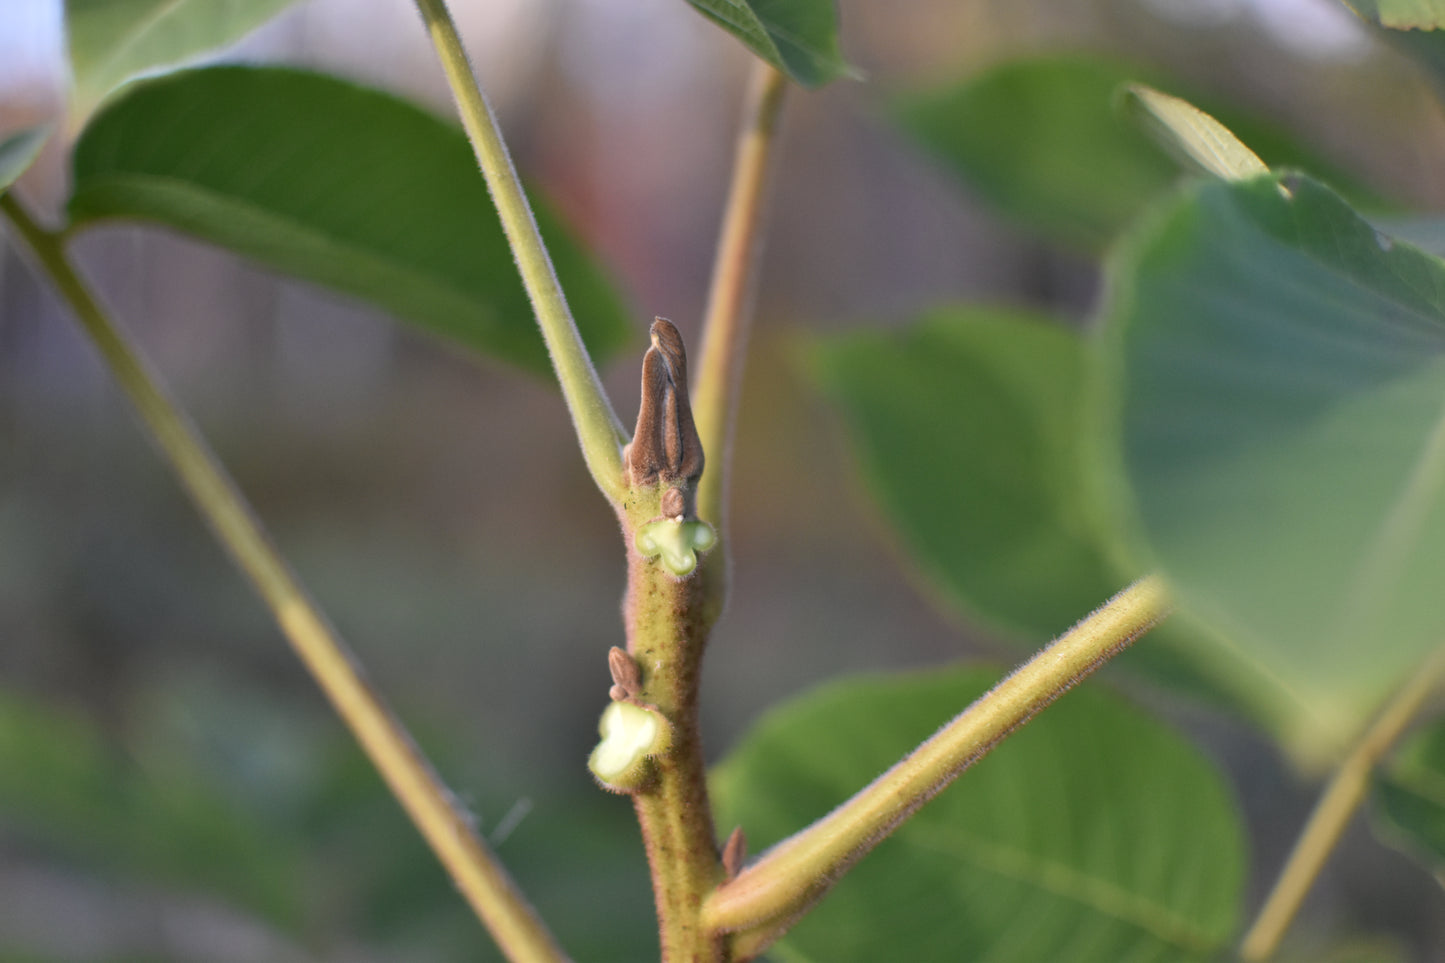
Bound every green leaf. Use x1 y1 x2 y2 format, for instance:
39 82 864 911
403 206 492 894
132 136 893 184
1343 0 1445 30
0 126 49 195
808 309 1119 640
67 66 633 377
0 688 304 929
1120 85 1267 182
1095 171 1445 754
712 667 1245 962
66 0 303 119
683 0 848 87
895 55 1369 254
806 309 1328 762
1375 719 1445 873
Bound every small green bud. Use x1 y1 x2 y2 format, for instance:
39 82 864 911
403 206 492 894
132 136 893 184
636 517 717 577
588 700 672 793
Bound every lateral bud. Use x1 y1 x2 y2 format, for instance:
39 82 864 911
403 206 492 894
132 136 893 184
588 700 673 794
625 318 704 501
608 646 642 700
636 516 717 577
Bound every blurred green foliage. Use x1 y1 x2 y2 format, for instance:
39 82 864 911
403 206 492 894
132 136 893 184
1376 719 1445 875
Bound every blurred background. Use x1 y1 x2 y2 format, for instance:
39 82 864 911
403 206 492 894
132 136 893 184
2 0 1444 959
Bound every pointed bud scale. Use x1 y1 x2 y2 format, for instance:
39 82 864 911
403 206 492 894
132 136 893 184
608 646 642 697
626 318 704 491
722 825 747 880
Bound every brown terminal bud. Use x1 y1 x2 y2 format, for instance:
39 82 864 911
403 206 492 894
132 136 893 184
722 825 747 880
608 646 642 698
626 318 704 493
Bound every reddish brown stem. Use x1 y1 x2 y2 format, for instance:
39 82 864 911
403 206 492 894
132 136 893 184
623 500 727 962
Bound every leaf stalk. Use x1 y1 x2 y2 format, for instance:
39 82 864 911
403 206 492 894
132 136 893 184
1239 646 1445 961
413 0 628 504
702 576 1172 956
690 63 788 624
692 62 788 529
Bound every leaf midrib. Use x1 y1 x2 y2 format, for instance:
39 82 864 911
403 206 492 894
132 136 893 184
83 0 192 95
69 171 505 315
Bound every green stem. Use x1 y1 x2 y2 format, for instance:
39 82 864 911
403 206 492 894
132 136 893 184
622 487 727 963
690 64 788 626
702 577 1172 957
1239 646 1445 961
413 0 628 504
692 63 788 530
1 193 571 963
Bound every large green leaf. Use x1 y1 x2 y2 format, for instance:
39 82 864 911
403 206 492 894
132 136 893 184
0 689 304 929
683 0 848 87
66 0 302 119
808 309 1116 641
1096 171 1445 754
712 667 1245 962
0 126 49 195
807 309 1325 760
68 66 633 377
895 56 1369 254
1374 719 1445 875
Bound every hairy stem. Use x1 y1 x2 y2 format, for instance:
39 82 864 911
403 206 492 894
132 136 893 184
625 516 727 962
1239 646 1445 961
1 193 571 963
702 577 1171 956
618 322 725 960
690 65 787 627
692 63 788 531
413 0 627 504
